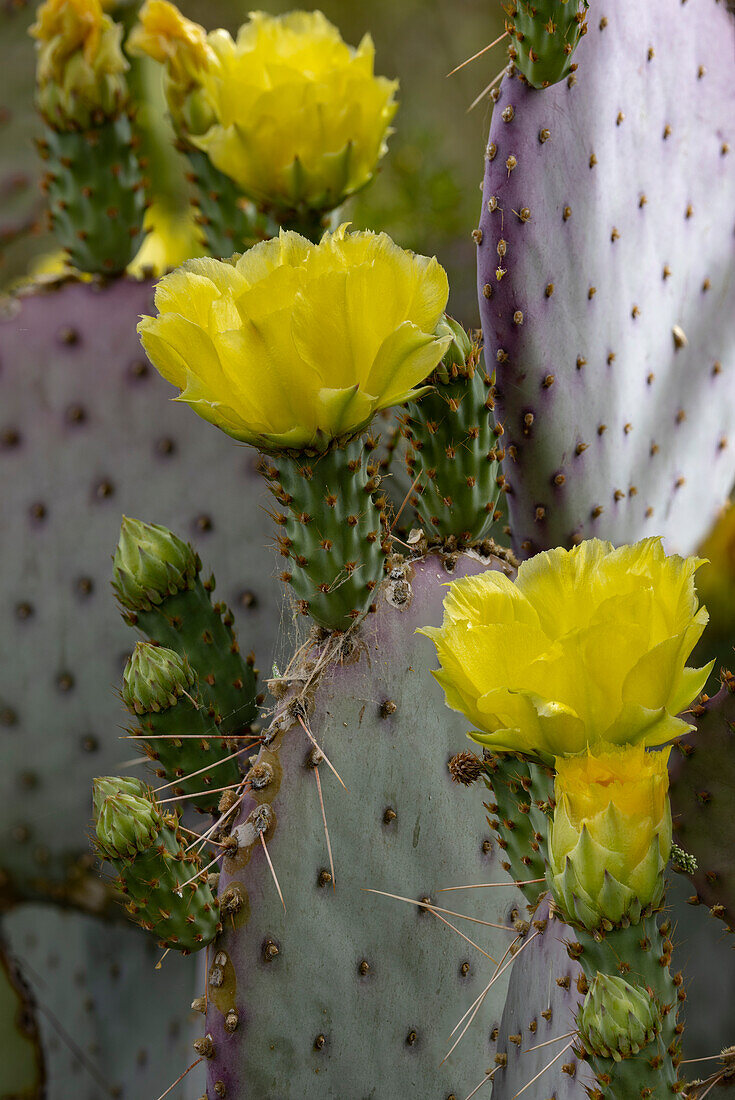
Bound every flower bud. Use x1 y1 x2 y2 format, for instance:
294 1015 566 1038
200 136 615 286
30 0 129 129
548 744 672 929
112 516 199 612
93 776 162 859
122 642 194 715
577 973 659 1061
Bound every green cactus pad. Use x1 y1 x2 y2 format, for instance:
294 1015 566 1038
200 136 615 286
93 776 220 952
483 752 554 907
260 435 389 632
38 113 146 274
505 0 589 89
114 518 259 738
123 642 246 813
568 915 682 1094
403 324 503 544
184 147 277 259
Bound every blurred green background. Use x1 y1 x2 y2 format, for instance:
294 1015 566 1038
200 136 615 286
0 0 507 321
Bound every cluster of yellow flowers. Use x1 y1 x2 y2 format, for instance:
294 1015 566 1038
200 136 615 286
423 538 712 926
129 2 398 215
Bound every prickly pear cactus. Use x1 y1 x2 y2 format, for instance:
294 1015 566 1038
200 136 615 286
476 0 735 557
0 276 282 902
202 553 525 1098
490 898 590 1100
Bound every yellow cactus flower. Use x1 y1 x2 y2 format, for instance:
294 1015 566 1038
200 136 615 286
184 10 398 213
548 744 672 928
420 538 712 760
30 0 129 128
137 224 450 451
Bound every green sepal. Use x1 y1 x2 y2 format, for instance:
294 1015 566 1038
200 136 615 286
38 113 146 274
260 434 389 632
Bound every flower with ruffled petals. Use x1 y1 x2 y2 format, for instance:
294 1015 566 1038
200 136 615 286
138 224 450 452
420 538 712 760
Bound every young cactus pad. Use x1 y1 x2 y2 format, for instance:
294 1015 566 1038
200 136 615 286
202 553 526 1098
0 276 281 901
477 0 735 557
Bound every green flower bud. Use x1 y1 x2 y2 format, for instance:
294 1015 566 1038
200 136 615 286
122 642 194 715
577 973 659 1062
93 776 162 859
112 516 199 612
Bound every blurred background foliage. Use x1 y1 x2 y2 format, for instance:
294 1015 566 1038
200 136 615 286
0 0 507 320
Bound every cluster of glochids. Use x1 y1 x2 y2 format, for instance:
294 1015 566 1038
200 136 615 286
429 537 713 1096
28 0 400 272
92 516 262 951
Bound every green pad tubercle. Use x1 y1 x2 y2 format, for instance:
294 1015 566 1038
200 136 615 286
506 0 589 89
123 643 245 813
261 435 389 632
39 113 146 274
184 146 277 259
403 358 503 543
483 752 554 907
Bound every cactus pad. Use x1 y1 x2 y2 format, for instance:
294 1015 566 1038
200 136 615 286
477 0 735 557
0 276 281 901
203 553 526 1098
38 115 146 274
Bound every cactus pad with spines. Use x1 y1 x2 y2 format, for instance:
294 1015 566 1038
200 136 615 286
490 896 590 1099
114 516 260 740
38 113 147 274
482 753 554 908
203 553 526 1098
403 321 503 544
184 147 277 259
477 0 735 558
505 0 589 89
0 276 281 901
93 776 221 952
122 642 245 813
260 435 389 632
670 672 735 936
